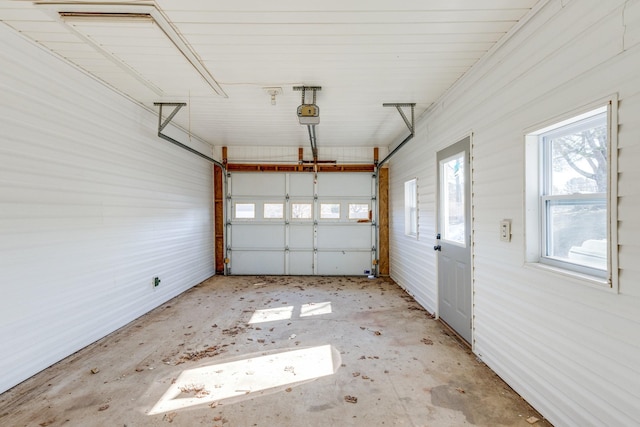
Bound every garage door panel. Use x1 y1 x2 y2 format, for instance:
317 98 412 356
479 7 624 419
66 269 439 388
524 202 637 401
289 251 314 275
289 173 314 196
232 173 285 197
317 251 371 275
231 224 285 249
317 225 372 249
317 173 372 197
232 251 285 275
290 224 314 248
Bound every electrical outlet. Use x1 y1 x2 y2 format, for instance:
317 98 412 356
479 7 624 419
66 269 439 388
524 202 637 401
153 277 161 287
500 219 511 242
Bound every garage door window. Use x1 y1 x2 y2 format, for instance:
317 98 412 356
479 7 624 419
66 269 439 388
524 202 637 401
264 203 284 219
235 203 255 219
320 203 340 219
348 203 369 220
292 203 312 219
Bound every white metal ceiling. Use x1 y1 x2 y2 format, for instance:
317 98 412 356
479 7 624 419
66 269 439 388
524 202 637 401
0 0 539 152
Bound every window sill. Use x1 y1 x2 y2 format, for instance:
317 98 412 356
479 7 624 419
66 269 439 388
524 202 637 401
524 262 616 293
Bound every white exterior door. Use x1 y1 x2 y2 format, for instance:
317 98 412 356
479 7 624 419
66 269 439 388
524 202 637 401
227 172 375 275
436 137 472 343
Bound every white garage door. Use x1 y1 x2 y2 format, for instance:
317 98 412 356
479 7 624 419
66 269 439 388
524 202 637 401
227 172 375 275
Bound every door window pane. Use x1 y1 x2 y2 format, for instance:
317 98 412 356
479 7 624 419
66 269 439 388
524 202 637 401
441 154 465 245
320 203 340 219
291 203 312 219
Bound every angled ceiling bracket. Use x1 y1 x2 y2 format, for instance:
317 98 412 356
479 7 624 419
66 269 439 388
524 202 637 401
153 102 224 169
383 103 415 135
377 103 417 167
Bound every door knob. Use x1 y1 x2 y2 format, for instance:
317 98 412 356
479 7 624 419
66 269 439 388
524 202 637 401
433 245 441 251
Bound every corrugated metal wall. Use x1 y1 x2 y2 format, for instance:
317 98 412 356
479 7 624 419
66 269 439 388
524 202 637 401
0 25 215 394
389 0 640 425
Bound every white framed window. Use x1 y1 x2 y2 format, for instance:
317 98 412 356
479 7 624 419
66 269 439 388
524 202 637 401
320 203 340 219
291 203 312 220
525 98 617 286
348 203 369 220
264 203 284 219
235 203 255 219
404 179 418 237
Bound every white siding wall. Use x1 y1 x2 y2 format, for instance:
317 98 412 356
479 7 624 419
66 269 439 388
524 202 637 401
0 25 215 393
389 0 640 425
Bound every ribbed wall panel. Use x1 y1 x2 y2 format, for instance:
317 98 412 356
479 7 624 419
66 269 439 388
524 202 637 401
388 1 640 425
0 25 215 394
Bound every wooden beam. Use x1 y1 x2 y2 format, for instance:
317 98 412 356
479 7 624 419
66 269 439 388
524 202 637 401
222 146 228 166
226 163 375 173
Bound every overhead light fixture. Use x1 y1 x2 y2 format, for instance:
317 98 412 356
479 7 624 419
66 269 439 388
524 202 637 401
263 87 282 106
39 3 227 98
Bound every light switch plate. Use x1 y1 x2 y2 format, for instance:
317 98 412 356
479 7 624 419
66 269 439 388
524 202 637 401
500 219 511 242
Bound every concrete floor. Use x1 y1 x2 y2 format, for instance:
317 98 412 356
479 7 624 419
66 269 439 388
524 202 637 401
0 276 551 427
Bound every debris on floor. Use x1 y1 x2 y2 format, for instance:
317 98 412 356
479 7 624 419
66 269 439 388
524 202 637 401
344 395 358 404
163 411 177 423
527 416 540 424
421 338 434 345
179 384 210 398
176 346 222 364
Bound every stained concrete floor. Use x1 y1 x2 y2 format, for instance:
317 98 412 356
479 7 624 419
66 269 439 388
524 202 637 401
0 276 552 427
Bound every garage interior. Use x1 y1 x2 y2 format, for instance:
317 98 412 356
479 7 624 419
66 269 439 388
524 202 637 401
1 1 639 426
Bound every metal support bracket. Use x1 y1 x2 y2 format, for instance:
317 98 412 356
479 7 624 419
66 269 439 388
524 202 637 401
153 102 224 169
382 103 415 134
377 103 416 167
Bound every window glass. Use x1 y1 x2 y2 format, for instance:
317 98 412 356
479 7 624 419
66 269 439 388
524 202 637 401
441 155 465 245
404 179 417 236
348 204 369 220
235 203 255 219
264 203 284 219
320 203 340 219
291 203 312 219
538 107 608 275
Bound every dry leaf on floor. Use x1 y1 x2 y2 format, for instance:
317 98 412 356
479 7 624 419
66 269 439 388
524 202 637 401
352 372 360 377
421 338 434 345
526 416 540 424
90 368 100 374
98 404 109 411
455 387 466 394
344 395 358 404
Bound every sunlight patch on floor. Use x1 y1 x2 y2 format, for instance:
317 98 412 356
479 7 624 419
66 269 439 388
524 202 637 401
300 302 332 317
248 306 294 324
148 344 340 415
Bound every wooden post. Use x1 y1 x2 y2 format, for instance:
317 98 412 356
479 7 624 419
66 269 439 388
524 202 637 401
214 165 225 274
222 146 228 166
378 167 390 275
